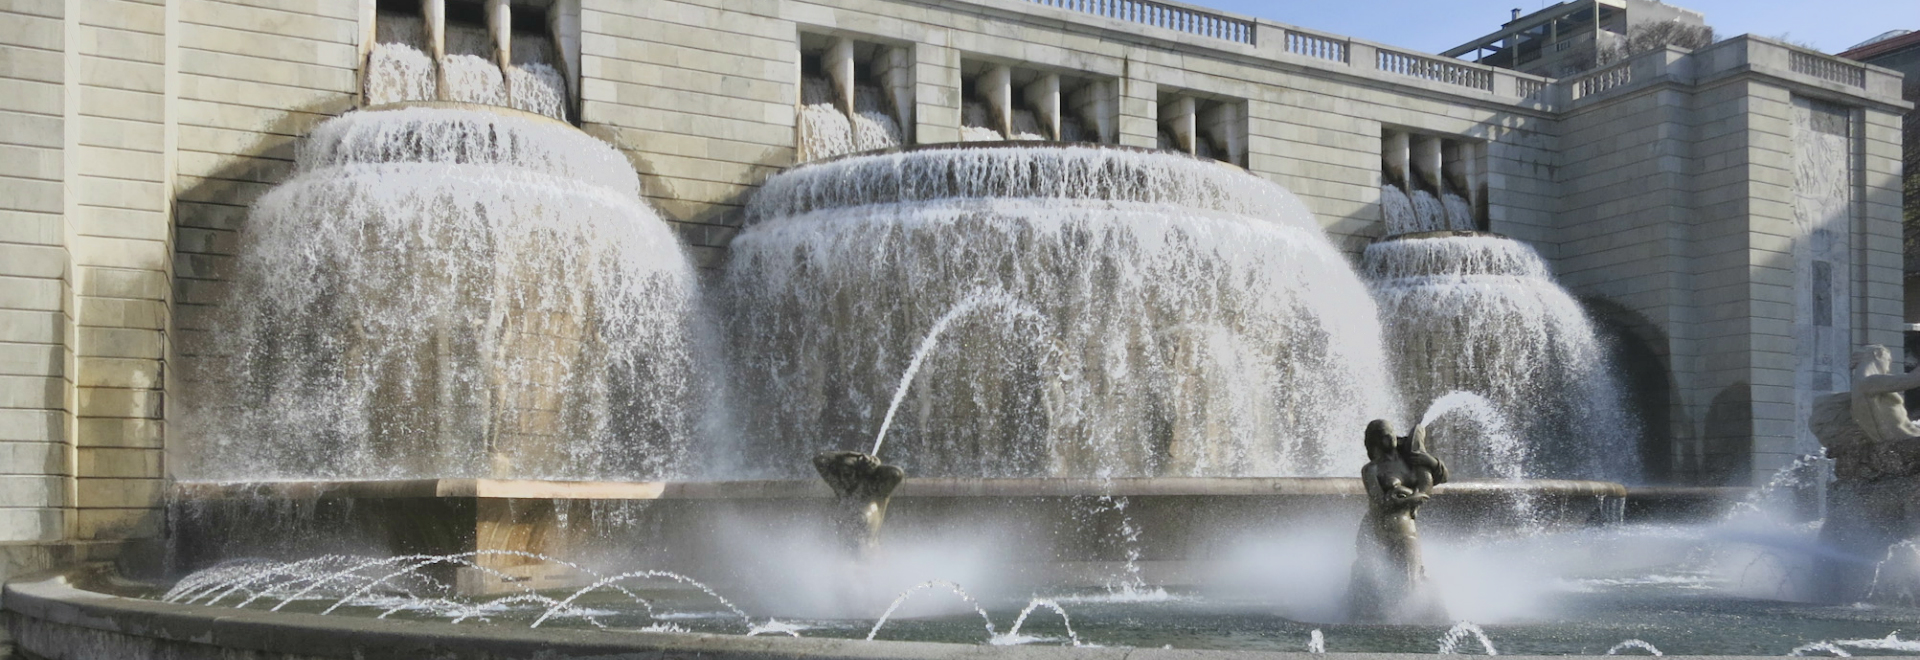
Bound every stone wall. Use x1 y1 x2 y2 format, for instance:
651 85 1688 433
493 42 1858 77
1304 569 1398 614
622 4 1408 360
1552 41 1909 485
0 0 183 649
0 0 72 551
1 0 188 549
581 0 1563 263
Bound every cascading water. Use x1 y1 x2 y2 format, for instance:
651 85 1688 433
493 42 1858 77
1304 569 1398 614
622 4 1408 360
1409 190 1448 233
179 107 698 481
1382 183 1476 236
961 101 1001 141
1441 192 1474 230
442 53 508 106
852 84 905 151
723 144 1396 478
362 13 570 120
365 44 437 106
1362 233 1639 481
1010 109 1047 140
798 77 854 161
1381 184 1419 233
798 78 904 162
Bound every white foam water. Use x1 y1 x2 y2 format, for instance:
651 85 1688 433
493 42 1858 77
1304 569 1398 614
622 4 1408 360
1437 621 1499 655
365 43 438 106
798 79 904 161
1410 189 1449 233
442 53 508 106
362 41 569 121
1363 234 1639 481
1418 391 1528 481
992 599 1082 646
180 107 697 481
724 145 1395 478
1381 184 1420 235
508 63 568 119
852 84 903 152
1010 109 1047 140
1442 190 1476 230
867 580 998 641
1606 639 1664 655
798 77 853 162
961 101 1001 141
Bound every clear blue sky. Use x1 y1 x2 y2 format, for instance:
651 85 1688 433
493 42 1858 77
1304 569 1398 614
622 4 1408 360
1189 0 1915 55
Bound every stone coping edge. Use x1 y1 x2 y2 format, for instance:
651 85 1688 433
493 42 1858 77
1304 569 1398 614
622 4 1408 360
357 101 575 129
3 570 1784 660
171 477 1629 501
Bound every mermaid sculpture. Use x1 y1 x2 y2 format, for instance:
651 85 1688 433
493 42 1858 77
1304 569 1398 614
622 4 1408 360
1345 419 1449 623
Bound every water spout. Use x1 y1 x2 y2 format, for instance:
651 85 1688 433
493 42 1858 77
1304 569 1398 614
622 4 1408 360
811 451 905 559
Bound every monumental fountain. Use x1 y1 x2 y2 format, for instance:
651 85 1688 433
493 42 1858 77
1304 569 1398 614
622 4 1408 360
6 3 1918 657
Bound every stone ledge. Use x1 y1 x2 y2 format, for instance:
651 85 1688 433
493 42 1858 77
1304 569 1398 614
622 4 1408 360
171 477 1628 501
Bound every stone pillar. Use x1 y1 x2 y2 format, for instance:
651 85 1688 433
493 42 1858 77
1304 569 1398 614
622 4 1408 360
824 37 855 118
68 0 173 555
876 46 914 143
487 0 510 71
423 0 448 100
1067 79 1115 144
1023 73 1060 140
980 64 1012 138
1381 131 1410 189
1117 76 1157 149
546 0 581 115
1161 96 1196 154
1200 101 1246 165
1411 135 1443 194
912 42 959 144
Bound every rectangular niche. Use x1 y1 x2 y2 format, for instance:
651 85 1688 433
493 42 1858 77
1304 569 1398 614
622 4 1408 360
362 0 580 122
1378 128 1486 235
958 59 1116 144
1156 91 1246 167
795 33 913 162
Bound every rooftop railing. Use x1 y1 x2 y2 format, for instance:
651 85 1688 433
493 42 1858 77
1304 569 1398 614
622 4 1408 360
1285 29 1347 63
1572 61 1633 99
1376 48 1494 92
1026 0 1256 45
999 1 1897 109
1789 50 1865 88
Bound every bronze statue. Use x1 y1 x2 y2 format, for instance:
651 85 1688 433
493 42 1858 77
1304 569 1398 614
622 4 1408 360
1345 419 1449 623
812 451 905 559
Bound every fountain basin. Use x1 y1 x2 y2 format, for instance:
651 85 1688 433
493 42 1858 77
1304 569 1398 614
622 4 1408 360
3 570 1050 660
171 477 1626 596
16 557 1920 658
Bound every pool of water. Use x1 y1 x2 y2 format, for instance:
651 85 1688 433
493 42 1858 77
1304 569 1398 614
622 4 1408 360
132 563 1920 656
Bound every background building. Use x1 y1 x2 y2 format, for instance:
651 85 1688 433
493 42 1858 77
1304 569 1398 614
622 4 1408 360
1444 0 1710 77
1837 30 1920 323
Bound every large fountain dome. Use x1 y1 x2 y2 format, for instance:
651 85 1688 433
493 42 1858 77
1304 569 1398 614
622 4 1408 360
1362 230 1640 481
723 143 1399 479
180 103 700 483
